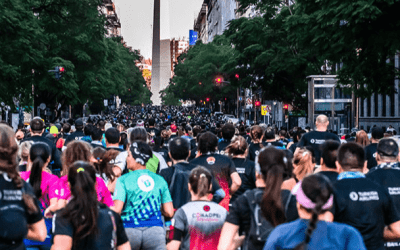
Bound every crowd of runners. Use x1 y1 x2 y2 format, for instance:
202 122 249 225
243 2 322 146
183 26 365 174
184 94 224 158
1 105 400 250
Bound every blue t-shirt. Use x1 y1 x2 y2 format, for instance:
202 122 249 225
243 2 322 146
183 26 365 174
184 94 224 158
113 169 172 228
264 219 366 250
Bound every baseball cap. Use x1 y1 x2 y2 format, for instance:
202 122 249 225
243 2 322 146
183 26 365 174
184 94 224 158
49 126 59 134
377 138 399 157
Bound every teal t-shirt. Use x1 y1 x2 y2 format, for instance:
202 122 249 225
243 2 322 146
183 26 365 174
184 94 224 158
113 169 172 228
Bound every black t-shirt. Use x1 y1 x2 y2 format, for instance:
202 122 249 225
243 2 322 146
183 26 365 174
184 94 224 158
333 178 400 250
248 143 265 162
152 147 171 163
230 158 256 203
217 140 230 154
297 131 340 165
188 147 198 161
159 162 221 209
0 173 43 250
53 205 128 250
106 147 125 152
318 171 339 185
64 131 85 145
288 142 297 154
365 143 378 170
21 135 62 171
367 166 400 249
226 188 298 238
190 139 197 151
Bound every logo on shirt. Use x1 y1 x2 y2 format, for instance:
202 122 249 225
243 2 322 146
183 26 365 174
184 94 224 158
349 192 358 201
207 157 216 165
137 175 155 192
203 205 210 212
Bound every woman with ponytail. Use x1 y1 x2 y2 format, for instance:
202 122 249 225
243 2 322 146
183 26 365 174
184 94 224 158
248 125 265 161
218 147 298 250
264 174 366 250
51 162 130 250
57 141 114 208
20 143 59 250
167 167 227 250
0 124 47 249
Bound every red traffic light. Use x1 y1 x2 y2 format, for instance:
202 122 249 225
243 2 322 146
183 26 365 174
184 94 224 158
216 78 222 83
206 98 210 102
283 104 289 109
235 74 239 79
59 67 65 72
255 101 261 107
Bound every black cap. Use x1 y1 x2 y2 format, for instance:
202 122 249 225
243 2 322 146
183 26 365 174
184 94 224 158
377 138 399 157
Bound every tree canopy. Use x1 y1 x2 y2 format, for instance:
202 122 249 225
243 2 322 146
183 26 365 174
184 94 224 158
0 0 149 117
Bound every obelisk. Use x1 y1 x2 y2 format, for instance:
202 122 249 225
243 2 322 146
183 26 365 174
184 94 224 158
151 0 171 106
151 0 161 105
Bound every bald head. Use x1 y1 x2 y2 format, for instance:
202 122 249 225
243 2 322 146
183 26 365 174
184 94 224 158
316 115 329 131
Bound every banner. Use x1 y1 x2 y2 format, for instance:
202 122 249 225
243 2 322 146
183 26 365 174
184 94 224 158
189 30 198 45
261 105 271 116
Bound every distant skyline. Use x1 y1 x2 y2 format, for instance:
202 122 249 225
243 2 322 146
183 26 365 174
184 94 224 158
114 0 204 59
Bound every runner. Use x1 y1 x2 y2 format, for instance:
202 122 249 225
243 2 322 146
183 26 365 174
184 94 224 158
218 147 298 250
333 142 400 249
0 124 47 250
20 143 59 250
167 167 227 250
317 140 340 184
113 141 174 250
282 147 314 191
52 162 130 250
57 141 114 208
365 127 384 170
190 132 241 210
224 136 256 203
367 138 400 250
218 123 235 154
247 125 264 161
264 174 366 250
297 115 340 166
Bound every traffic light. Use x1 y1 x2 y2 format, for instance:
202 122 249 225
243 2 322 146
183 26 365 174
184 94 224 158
215 77 222 84
283 104 289 109
49 66 65 80
235 74 240 79
206 98 210 102
255 101 261 107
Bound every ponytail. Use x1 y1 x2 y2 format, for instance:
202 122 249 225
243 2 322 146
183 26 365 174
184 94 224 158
29 142 51 199
61 162 98 247
189 167 212 198
261 164 285 226
294 174 334 250
0 124 38 214
30 157 44 199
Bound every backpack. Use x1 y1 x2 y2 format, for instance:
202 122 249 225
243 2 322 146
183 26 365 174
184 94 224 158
243 189 293 250
168 164 191 209
243 189 275 250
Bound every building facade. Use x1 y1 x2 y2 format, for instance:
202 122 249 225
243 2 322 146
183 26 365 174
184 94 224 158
103 0 122 38
358 54 400 132
194 3 209 44
206 0 236 43
170 38 189 73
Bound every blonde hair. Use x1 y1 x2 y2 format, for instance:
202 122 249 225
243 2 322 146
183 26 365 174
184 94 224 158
19 141 34 162
293 148 314 181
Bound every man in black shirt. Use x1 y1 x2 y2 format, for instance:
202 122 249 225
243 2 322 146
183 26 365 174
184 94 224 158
218 123 235 154
64 119 85 145
22 118 62 172
365 127 384 170
91 128 105 149
159 138 225 209
333 142 400 250
318 140 340 184
367 138 400 250
190 132 241 210
264 127 284 148
297 115 340 166
146 118 160 137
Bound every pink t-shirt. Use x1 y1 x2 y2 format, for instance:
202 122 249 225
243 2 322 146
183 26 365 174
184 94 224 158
20 171 59 210
57 175 114 207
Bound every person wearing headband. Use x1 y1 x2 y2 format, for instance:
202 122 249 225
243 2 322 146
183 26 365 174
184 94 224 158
113 141 174 250
333 142 400 250
168 167 227 250
265 174 366 249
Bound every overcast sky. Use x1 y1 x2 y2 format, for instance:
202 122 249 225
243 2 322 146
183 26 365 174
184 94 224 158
114 0 204 59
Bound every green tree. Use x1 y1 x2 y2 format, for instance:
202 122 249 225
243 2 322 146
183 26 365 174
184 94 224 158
286 0 400 97
0 0 43 110
162 36 238 105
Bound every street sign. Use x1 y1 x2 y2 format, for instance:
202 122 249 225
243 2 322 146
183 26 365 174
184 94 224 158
261 105 271 116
